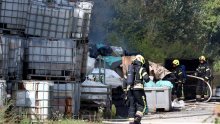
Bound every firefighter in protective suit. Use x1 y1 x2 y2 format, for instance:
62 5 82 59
126 55 150 124
195 55 211 101
172 59 186 100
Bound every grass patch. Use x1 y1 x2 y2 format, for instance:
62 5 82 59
47 120 102 124
1 101 104 124
216 118 220 124
1 106 103 124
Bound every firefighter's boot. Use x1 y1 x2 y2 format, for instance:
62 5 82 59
134 115 142 124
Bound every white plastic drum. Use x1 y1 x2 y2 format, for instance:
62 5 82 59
16 80 54 120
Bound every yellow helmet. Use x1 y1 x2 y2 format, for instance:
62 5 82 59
199 55 206 61
172 59 179 66
135 55 145 64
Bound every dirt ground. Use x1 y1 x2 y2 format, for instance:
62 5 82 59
103 102 219 124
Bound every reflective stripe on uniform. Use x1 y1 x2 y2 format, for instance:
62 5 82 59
133 83 144 89
200 67 205 69
142 96 146 114
206 68 210 71
139 67 143 79
127 85 131 91
128 118 134 122
142 72 147 77
136 111 143 117
178 72 182 75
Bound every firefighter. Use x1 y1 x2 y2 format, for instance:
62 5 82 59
195 55 211 101
172 59 186 100
126 55 150 124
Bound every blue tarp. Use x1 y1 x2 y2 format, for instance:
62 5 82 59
89 43 113 58
103 56 122 67
144 80 156 87
156 80 173 89
96 43 113 56
96 43 106 49
89 44 99 58
144 80 173 89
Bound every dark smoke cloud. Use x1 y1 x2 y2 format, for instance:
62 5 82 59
88 0 114 43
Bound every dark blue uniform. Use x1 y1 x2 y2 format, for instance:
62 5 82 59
127 60 149 124
195 62 211 98
173 65 186 99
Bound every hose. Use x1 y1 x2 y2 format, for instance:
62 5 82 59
186 75 212 102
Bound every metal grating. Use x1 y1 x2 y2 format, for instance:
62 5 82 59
1 35 25 80
25 2 74 39
6 80 81 121
52 81 81 118
0 36 9 80
24 38 84 80
0 0 93 39
72 1 93 39
0 0 29 31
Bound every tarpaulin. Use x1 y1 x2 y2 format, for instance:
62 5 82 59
89 44 99 58
156 80 173 89
98 46 112 56
103 56 122 69
86 54 96 74
111 46 124 56
144 80 156 87
88 68 123 88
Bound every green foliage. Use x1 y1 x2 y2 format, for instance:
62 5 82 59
134 39 166 62
111 104 116 118
0 105 101 124
47 119 101 124
215 117 220 124
107 0 220 63
199 0 220 34
0 102 31 124
0 107 6 123
213 59 220 72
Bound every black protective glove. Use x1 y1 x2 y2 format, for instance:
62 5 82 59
121 91 129 106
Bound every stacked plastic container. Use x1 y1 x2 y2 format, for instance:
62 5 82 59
0 0 94 79
144 87 172 112
0 36 9 79
0 0 29 30
3 35 24 80
25 38 78 79
0 0 93 39
0 0 94 122
72 2 93 39
25 3 74 39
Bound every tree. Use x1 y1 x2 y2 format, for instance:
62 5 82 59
107 0 220 62
199 0 220 37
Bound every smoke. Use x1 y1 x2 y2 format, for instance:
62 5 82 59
88 0 132 52
88 0 114 43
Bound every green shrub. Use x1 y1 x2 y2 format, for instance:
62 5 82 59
214 60 220 72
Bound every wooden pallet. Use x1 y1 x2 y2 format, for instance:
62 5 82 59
0 28 24 35
8 74 22 80
27 74 77 81
0 23 25 35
